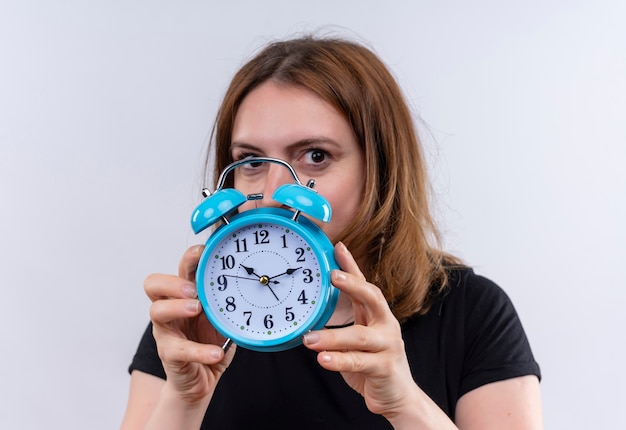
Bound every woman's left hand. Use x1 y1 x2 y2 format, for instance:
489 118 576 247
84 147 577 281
302 241 419 421
303 242 541 430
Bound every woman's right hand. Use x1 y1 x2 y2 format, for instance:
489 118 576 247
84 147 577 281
144 245 236 405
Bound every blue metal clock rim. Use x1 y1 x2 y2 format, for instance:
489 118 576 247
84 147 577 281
196 207 340 352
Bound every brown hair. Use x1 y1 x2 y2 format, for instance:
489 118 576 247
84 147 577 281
207 36 461 321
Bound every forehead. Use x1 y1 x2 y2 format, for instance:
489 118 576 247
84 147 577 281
232 82 351 145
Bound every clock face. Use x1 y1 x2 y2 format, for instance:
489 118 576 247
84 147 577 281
197 211 335 350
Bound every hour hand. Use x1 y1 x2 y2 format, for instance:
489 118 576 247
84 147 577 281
240 264 279 284
240 264 260 277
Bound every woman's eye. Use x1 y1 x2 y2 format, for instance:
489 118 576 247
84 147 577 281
305 149 327 164
236 153 263 167
233 153 266 175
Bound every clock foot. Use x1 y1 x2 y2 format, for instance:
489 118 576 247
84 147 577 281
222 338 233 352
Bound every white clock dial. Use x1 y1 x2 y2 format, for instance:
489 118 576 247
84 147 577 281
202 221 324 341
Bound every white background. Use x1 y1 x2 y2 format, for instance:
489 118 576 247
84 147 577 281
1 1 624 429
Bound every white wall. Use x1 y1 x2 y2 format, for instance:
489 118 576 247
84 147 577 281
1 1 624 428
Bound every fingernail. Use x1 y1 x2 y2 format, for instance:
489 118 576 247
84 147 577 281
321 353 332 363
182 284 197 298
303 332 320 345
332 270 347 282
185 300 201 313
210 349 223 359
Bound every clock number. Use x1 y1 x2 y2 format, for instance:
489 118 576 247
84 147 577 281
285 307 295 322
295 247 306 262
281 234 288 248
243 311 252 326
254 229 270 245
302 269 313 284
297 290 308 304
264 314 274 329
217 275 228 291
220 255 235 270
235 238 248 253
225 296 236 312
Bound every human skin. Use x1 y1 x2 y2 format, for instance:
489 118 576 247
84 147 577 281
121 81 543 430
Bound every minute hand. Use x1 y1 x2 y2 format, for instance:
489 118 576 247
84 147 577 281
267 267 302 281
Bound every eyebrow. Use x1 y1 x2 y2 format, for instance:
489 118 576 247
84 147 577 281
230 137 341 153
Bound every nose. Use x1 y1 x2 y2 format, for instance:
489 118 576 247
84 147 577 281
258 163 293 208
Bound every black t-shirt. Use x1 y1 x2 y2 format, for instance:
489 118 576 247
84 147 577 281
129 267 540 429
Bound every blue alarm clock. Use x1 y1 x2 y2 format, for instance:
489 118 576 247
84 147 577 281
191 157 340 352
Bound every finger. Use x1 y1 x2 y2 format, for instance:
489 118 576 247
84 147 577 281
303 324 388 352
158 337 225 366
331 270 390 320
150 298 202 325
315 349 390 376
179 245 205 281
144 273 198 302
318 350 366 373
334 242 366 280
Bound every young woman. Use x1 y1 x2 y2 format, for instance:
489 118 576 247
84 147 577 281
121 36 543 429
